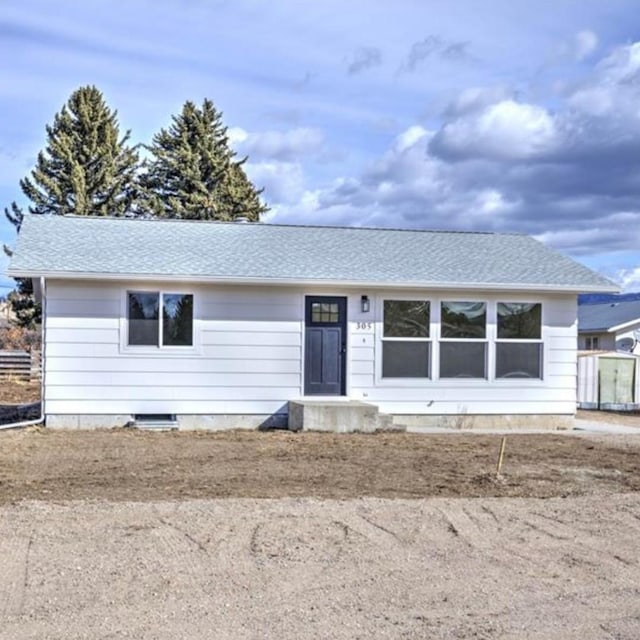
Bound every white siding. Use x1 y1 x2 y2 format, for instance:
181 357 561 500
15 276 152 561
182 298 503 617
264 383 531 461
44 280 579 417
44 280 303 416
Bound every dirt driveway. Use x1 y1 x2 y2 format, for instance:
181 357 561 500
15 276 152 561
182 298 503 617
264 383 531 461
1 428 640 639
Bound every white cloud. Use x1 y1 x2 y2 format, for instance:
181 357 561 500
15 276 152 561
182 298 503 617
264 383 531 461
568 41 640 118
228 127 249 146
598 41 640 83
431 100 558 161
394 125 428 152
443 86 511 118
473 189 516 216
574 30 598 61
617 267 640 292
244 160 306 204
234 127 325 162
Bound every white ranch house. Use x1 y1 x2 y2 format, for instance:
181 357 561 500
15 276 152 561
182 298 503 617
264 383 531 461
8 215 617 430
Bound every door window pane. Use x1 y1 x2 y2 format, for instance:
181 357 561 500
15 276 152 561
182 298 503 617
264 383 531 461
496 343 542 378
440 342 487 378
311 302 340 323
163 294 194 346
382 342 430 378
384 301 430 337
498 303 541 339
441 302 486 338
128 292 159 346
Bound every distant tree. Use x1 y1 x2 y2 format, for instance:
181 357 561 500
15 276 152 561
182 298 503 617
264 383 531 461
3 202 40 329
5 284 40 329
139 99 267 221
3 85 140 327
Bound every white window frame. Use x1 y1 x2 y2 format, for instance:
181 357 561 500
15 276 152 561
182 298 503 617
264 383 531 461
438 300 488 380
120 287 201 355
494 301 544 380
380 298 432 379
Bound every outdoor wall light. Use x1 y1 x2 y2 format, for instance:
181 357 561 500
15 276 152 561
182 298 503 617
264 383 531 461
361 295 370 313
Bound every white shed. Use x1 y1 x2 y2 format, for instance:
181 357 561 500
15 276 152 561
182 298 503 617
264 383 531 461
577 351 640 410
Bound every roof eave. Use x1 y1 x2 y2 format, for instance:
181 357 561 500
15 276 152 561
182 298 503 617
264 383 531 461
6 269 621 294
609 318 640 333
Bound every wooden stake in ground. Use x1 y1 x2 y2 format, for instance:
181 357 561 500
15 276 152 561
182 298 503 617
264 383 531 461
496 436 507 476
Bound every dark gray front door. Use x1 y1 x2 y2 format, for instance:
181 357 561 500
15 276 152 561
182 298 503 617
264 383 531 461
304 296 347 395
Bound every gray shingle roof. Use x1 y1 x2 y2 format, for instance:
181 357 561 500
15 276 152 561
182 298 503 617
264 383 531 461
578 300 640 331
7 214 618 292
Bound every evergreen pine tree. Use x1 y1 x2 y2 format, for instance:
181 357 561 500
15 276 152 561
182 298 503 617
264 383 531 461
140 99 267 221
3 85 140 327
18 85 139 217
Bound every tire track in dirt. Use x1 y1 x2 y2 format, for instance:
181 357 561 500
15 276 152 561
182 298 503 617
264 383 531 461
0 535 32 618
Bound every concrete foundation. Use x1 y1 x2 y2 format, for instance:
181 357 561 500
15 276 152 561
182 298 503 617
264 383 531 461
46 414 131 429
177 414 287 431
394 414 575 431
45 413 287 431
45 411 574 432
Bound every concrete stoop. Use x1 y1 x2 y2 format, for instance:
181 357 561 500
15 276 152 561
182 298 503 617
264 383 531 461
288 400 404 433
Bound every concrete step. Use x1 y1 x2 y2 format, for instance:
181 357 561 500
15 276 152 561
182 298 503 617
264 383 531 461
288 400 405 433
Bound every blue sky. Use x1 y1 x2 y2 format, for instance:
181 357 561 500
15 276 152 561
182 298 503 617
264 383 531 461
2 0 640 294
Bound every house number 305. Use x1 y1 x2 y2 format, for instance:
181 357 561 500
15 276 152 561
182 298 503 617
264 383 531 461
356 322 372 330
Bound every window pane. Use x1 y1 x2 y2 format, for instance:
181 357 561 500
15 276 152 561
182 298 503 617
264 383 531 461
162 294 193 346
311 301 340 323
382 341 430 378
440 342 486 378
496 343 542 378
128 292 159 346
498 303 541 339
384 301 430 337
441 302 486 338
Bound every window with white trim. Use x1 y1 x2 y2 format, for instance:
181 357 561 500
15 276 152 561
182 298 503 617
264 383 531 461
127 291 194 347
496 302 542 378
440 301 487 378
382 300 430 378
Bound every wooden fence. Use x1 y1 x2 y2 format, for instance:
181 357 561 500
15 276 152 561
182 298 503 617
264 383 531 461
0 350 42 380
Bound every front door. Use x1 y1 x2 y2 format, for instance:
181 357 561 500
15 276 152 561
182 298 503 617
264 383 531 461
304 296 347 395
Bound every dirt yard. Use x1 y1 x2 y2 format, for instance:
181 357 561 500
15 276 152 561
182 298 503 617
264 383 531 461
1 428 640 503
1 428 640 639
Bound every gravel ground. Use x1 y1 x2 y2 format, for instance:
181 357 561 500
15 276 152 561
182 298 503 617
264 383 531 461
1 425 640 638
1 495 640 639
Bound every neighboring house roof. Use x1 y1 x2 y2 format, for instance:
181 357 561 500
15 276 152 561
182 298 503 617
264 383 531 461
578 300 640 332
7 214 618 292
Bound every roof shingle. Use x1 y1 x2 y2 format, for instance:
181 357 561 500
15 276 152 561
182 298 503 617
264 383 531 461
7 214 618 292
